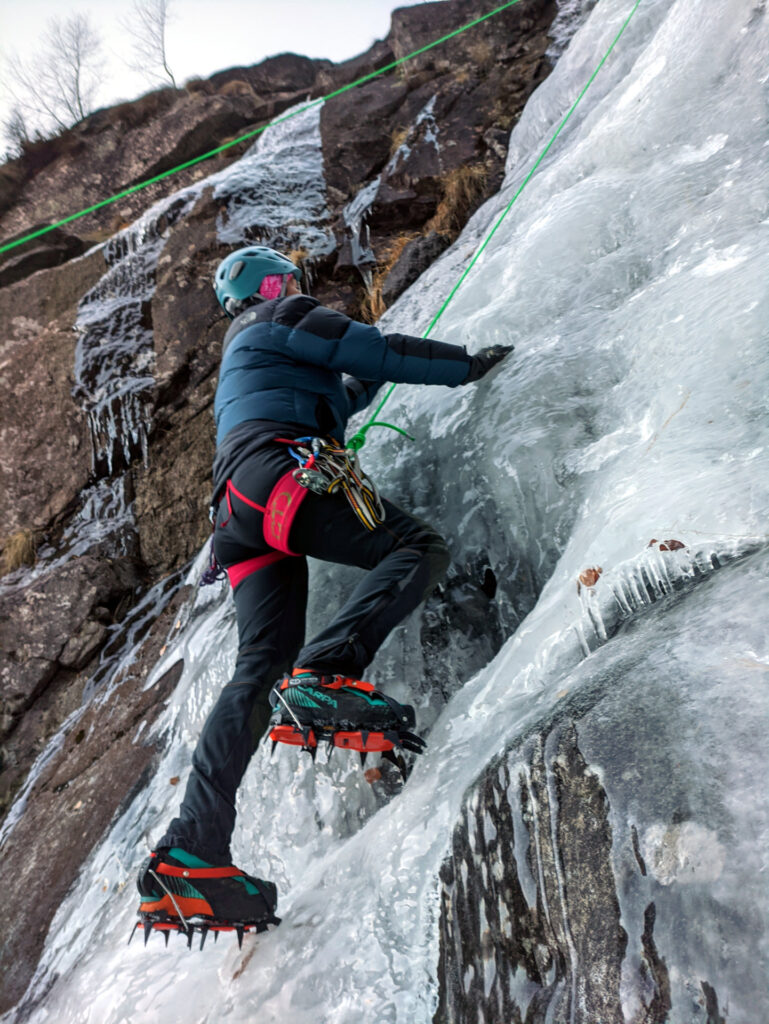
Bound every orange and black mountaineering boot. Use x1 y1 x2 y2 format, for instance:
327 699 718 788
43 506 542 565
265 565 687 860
268 669 426 767
132 847 279 949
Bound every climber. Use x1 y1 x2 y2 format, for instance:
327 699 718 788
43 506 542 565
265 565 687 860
135 245 512 944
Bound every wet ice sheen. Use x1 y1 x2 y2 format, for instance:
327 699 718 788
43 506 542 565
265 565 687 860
5 0 768 1021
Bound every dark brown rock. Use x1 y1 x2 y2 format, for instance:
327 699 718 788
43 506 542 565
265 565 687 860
388 0 546 71
313 40 395 98
382 231 451 305
149 188 224 396
0 158 26 218
320 0 556 322
133 382 217 576
0 226 86 288
122 94 269 189
59 619 110 671
0 666 80 820
366 181 441 233
435 726 629 1024
0 551 142 826
0 249 105 539
0 584 188 1015
320 75 410 197
208 52 330 96
0 659 58 723
0 556 140 727
132 188 224 577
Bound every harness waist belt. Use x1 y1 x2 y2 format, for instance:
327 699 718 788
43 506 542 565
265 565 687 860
262 470 307 555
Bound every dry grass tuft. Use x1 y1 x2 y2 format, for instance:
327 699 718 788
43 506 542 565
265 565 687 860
358 281 388 325
358 233 418 324
2 529 37 576
467 39 495 68
287 248 309 267
110 88 178 129
426 164 488 239
184 77 214 95
389 126 410 157
217 79 257 99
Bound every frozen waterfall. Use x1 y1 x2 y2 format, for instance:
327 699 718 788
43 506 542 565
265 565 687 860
4 0 767 1021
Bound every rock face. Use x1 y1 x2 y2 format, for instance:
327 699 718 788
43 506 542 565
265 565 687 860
433 569 758 1023
0 589 187 1013
0 250 105 537
432 558 754 1024
436 726 637 1024
319 0 556 307
0 227 86 288
0 0 559 1012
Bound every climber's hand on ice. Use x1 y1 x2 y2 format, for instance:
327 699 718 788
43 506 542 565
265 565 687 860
463 344 514 384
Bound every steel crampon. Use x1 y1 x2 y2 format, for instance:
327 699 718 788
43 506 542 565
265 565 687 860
268 673 425 779
130 912 276 950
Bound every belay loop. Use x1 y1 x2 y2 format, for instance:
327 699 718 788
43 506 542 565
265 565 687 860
287 437 385 531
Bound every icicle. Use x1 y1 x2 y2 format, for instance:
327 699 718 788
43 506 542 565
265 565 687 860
342 177 380 289
73 192 197 477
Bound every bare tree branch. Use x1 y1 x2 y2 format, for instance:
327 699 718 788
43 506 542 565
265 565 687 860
1 13 104 144
46 15 103 121
1 105 31 158
121 0 178 90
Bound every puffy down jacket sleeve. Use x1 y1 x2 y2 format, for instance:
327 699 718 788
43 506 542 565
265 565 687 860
344 376 383 416
285 310 472 388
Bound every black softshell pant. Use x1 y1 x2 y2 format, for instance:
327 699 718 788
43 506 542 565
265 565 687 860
160 450 449 863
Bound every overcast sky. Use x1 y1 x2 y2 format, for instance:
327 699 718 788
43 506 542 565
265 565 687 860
0 1 438 139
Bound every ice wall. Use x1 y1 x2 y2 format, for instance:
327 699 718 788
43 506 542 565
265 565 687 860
5 0 767 1021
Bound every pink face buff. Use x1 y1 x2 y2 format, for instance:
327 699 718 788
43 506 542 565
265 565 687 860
258 274 287 300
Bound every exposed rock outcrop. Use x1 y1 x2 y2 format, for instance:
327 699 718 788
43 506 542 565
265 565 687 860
0 226 86 289
0 250 105 537
0 588 188 1013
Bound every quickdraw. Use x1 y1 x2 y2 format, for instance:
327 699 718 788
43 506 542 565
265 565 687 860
285 436 385 531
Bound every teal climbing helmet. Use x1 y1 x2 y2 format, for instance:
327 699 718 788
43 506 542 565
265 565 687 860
214 246 302 315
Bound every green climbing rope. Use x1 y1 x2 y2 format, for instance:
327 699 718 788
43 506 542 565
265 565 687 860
347 0 643 452
0 0 526 256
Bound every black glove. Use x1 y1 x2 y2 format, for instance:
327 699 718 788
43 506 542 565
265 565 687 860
463 344 514 384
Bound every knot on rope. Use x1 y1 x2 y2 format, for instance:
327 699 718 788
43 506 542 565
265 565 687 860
347 421 415 452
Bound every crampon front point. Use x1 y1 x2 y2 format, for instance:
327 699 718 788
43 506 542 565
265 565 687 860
268 671 426 772
130 910 276 950
132 848 279 949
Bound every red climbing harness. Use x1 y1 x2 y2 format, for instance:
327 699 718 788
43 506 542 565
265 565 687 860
202 435 383 589
220 471 308 556
215 468 310 588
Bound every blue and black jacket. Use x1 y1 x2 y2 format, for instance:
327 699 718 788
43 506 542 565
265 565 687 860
211 294 473 500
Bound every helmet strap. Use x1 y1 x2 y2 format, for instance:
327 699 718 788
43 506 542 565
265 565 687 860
224 294 265 319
